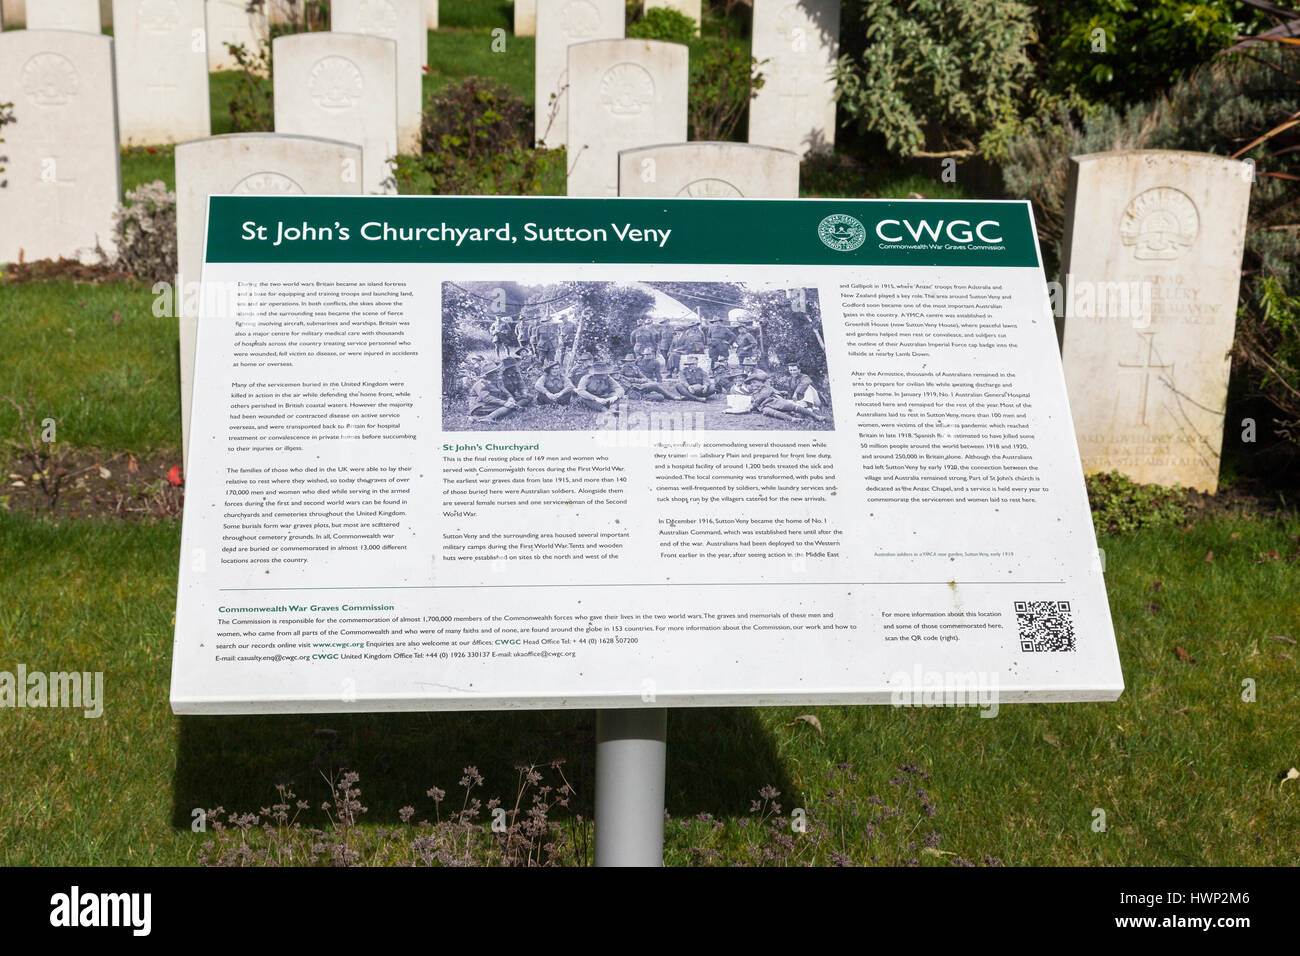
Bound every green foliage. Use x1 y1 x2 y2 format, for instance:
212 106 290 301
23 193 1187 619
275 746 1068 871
224 41 274 133
688 36 764 141
1041 0 1252 107
628 6 698 44
1086 472 1190 535
394 77 550 194
835 0 1035 159
1236 276 1300 445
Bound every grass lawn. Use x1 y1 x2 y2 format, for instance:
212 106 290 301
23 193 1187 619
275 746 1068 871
0 505 1296 865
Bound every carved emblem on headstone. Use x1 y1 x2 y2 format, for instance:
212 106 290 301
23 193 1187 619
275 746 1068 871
21 53 79 108
560 0 600 37
775 3 802 42
139 0 182 33
1119 186 1200 260
677 178 743 198
309 56 365 110
359 0 399 35
599 63 654 116
232 171 305 194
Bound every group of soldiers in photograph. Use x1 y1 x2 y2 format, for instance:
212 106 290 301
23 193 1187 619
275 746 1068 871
459 310 829 426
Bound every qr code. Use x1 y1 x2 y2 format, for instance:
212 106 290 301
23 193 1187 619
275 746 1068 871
1015 600 1076 652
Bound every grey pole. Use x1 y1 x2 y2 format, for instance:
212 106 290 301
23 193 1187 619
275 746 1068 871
594 707 667 867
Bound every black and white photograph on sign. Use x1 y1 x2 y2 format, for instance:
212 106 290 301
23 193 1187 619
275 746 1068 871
441 281 835 432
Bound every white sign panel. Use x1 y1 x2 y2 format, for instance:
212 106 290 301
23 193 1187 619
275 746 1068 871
171 196 1123 713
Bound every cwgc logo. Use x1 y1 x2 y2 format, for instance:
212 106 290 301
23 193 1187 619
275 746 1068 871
817 214 866 252
1119 187 1199 260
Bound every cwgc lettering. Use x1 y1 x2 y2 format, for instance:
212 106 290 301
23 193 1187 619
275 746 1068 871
171 196 1123 714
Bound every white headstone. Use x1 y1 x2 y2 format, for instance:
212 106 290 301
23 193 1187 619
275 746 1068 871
113 0 211 146
514 0 535 36
273 32 398 195
331 0 424 154
174 133 364 463
748 0 839 156
426 0 437 29
206 0 268 72
643 0 699 34
0 30 121 263
26 0 101 32
1060 150 1252 493
618 141 799 197
534 0 623 148
566 38 687 197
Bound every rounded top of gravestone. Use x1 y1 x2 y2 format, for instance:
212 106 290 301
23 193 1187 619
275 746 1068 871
1069 149 1250 174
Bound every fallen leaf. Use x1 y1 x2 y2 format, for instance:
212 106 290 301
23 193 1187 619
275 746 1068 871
1151 580 1164 592
98 466 111 479
1266 635 1297 646
1281 768 1299 789
1256 550 1280 563
127 454 138 474
1042 732 1060 748
112 310 122 326
1230 532 1242 540
791 714 823 735
1174 645 1195 663
1204 550 1214 562
1147 602 1162 615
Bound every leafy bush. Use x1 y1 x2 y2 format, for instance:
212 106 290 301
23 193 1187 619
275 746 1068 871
225 41 274 132
1035 0 1258 107
835 0 1035 159
1236 276 1300 446
1086 472 1190 535
395 77 551 193
689 35 765 141
110 181 178 286
628 6 697 43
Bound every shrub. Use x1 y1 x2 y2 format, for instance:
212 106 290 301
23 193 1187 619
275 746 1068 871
1086 472 1190 535
1035 0 1260 108
110 181 178 286
835 0 1035 159
689 35 765 141
225 41 274 132
628 6 697 44
1236 276 1300 446
394 77 550 193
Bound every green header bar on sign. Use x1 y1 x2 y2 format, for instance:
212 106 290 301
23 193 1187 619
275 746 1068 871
204 196 1040 268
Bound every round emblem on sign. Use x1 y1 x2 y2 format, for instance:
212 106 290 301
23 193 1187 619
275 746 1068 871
600 63 655 116
1119 187 1199 260
21 53 79 108
561 0 601 37
231 171 305 195
359 0 398 35
138 0 182 33
677 178 743 198
817 214 865 252
309 56 364 110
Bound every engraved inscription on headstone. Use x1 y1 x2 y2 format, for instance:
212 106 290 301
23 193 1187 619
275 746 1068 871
1060 150 1252 493
617 141 800 198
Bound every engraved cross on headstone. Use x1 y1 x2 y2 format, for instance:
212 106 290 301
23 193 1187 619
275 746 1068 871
39 155 78 226
1117 331 1173 427
148 66 178 107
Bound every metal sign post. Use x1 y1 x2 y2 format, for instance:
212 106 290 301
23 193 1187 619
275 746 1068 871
594 708 667 867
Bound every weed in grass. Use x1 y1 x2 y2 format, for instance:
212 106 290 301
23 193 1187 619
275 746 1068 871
1086 471 1191 535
